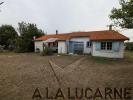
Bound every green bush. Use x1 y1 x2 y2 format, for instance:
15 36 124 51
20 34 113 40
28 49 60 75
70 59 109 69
41 46 53 56
0 45 4 52
125 42 133 51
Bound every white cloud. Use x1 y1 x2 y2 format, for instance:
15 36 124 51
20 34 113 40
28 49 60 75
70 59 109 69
0 0 132 41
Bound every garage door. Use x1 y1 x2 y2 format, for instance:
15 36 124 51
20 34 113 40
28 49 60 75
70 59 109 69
73 42 84 54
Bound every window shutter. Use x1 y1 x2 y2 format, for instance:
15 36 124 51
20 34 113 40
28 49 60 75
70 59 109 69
68 41 74 53
66 40 69 53
112 42 120 52
95 42 101 50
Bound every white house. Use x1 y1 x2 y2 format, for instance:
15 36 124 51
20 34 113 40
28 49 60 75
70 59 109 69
34 30 129 58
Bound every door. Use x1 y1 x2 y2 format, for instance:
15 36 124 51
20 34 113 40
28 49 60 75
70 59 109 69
73 42 84 54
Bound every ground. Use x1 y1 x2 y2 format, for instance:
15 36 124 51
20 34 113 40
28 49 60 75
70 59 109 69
0 52 133 100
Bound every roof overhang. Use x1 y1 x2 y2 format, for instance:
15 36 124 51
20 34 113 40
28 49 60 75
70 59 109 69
91 39 130 41
44 38 58 43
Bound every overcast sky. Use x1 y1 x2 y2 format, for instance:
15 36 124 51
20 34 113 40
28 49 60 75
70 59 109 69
0 0 133 41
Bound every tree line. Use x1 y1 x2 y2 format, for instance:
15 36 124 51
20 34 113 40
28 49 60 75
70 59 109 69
0 22 44 52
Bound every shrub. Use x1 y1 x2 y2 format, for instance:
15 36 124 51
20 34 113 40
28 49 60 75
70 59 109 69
41 46 53 56
0 45 5 52
125 42 133 51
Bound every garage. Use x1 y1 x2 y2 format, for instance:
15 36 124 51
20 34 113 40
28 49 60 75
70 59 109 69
69 41 84 54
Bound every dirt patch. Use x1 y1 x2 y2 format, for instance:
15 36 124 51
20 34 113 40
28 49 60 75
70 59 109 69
0 53 133 100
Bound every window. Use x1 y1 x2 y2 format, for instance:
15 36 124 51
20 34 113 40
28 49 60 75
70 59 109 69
86 41 91 47
101 42 106 50
107 42 112 50
101 42 112 50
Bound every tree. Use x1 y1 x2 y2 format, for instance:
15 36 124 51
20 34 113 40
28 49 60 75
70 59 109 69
0 25 18 49
0 2 4 12
16 22 44 52
0 2 4 5
125 42 133 51
110 0 133 28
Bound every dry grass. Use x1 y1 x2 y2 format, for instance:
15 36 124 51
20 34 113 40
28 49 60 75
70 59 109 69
0 52 133 100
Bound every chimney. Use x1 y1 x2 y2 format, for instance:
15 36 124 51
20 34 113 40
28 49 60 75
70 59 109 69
56 30 58 35
109 25 113 31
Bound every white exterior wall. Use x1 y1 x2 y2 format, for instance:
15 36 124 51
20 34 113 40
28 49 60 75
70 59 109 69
92 41 125 58
70 37 91 54
58 41 67 54
34 41 44 52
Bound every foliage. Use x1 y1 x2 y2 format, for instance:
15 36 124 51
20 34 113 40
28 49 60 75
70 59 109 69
0 25 18 49
14 37 27 52
110 0 133 28
125 42 133 51
16 22 44 52
41 44 53 56
0 22 44 52
0 45 4 52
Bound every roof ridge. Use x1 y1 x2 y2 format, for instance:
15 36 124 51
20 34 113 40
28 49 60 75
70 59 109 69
45 30 113 36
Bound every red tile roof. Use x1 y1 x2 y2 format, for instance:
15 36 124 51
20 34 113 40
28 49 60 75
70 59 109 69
35 30 129 41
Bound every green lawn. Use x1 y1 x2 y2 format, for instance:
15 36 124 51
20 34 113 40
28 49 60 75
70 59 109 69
125 51 133 58
88 51 133 64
